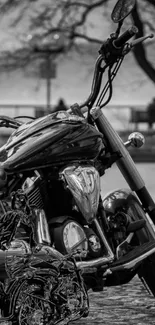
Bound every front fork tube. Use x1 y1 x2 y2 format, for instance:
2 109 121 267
90 107 155 227
93 216 114 259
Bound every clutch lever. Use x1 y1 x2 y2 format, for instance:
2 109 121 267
130 33 154 48
0 116 22 129
0 120 19 129
0 121 18 129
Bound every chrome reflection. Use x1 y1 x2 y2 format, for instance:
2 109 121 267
63 221 88 254
34 209 51 245
6 239 31 278
61 165 100 223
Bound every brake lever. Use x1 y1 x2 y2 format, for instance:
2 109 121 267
124 34 154 54
130 33 154 47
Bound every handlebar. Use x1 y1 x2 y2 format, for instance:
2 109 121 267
68 26 153 115
113 26 138 48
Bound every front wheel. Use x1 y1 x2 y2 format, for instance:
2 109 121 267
138 254 155 297
103 188 155 294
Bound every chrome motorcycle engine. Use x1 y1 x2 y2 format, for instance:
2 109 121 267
52 220 102 259
21 172 102 260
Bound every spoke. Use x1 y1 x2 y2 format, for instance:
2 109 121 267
19 296 46 325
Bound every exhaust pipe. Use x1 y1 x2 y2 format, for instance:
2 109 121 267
76 253 114 271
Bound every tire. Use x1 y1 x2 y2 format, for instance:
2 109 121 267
103 189 155 295
138 254 155 297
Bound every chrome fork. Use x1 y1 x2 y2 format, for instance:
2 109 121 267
76 217 114 270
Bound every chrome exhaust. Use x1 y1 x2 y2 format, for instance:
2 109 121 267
34 208 51 245
34 209 114 272
76 253 114 271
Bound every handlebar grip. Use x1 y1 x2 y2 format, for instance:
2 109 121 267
113 26 138 48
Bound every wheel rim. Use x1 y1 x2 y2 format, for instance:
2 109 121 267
19 295 46 325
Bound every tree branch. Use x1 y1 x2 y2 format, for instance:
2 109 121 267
70 0 108 29
131 2 155 83
146 0 155 6
66 0 107 9
72 32 102 44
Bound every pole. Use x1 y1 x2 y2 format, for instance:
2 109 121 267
46 55 51 113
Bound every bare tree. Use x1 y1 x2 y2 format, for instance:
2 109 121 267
0 0 107 70
131 0 155 83
0 0 154 85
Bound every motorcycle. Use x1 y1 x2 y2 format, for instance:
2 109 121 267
0 0 154 324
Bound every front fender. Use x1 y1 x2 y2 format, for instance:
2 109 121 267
102 188 155 242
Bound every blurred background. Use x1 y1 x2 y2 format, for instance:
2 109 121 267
0 0 154 160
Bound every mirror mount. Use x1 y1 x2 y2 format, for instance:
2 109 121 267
115 21 123 37
110 21 123 41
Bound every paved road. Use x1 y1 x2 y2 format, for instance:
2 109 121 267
75 276 155 325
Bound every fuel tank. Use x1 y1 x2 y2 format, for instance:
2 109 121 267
0 111 104 172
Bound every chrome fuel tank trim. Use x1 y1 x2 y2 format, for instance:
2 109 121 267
61 165 100 223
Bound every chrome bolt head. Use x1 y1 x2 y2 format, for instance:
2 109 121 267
128 132 145 148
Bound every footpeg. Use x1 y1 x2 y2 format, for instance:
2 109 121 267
112 240 155 271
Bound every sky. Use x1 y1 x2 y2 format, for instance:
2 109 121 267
0 0 154 124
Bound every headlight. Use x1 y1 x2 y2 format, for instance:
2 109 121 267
61 165 100 223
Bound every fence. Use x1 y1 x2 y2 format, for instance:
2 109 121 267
0 103 154 161
0 103 150 133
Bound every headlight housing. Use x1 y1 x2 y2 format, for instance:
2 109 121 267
61 165 100 223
